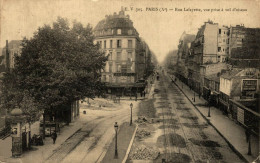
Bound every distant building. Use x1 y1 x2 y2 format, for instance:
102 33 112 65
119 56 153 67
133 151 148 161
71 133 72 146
217 26 229 62
229 25 260 68
188 21 229 94
93 10 151 95
193 21 219 64
219 68 260 114
201 63 228 99
203 73 220 107
176 31 195 85
1 40 22 70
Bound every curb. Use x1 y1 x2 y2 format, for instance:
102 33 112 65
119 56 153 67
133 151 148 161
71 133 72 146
171 77 249 163
122 124 138 163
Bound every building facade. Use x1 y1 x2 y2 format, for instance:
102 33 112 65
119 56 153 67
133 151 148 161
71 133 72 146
229 25 260 68
94 10 150 95
219 68 260 114
217 26 229 62
176 32 195 85
2 40 22 70
188 21 229 94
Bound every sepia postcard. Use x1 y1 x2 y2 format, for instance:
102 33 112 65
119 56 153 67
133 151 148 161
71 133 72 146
0 0 259 163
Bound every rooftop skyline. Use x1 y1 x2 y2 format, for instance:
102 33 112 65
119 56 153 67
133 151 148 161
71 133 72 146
1 0 260 62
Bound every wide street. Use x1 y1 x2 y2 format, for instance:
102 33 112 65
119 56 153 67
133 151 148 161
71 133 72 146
45 69 244 163
128 69 244 163
45 99 139 163
0 69 247 163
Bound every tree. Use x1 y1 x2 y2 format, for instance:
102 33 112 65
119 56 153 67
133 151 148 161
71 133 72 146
1 17 107 136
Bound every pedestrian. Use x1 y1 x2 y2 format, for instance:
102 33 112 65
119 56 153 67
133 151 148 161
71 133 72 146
143 91 146 98
51 131 57 144
140 91 143 97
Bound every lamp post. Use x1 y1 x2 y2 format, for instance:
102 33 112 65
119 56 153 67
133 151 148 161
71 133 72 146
245 126 252 155
199 84 201 99
130 103 133 126
194 90 196 102
208 91 212 117
114 122 119 159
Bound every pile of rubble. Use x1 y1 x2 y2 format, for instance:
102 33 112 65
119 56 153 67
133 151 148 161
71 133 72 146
129 145 159 160
135 116 161 124
136 129 151 139
135 116 148 123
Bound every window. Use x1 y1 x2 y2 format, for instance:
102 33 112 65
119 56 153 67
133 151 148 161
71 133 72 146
117 64 121 72
104 40 106 49
127 52 132 61
100 41 102 48
110 40 113 48
103 75 106 82
218 47 221 52
109 75 112 82
109 51 113 60
117 52 121 60
121 64 127 73
128 40 133 48
117 29 121 35
219 29 221 34
223 39 225 42
117 40 121 48
109 63 112 72
116 76 119 83
127 76 131 82
128 30 133 35
127 64 132 72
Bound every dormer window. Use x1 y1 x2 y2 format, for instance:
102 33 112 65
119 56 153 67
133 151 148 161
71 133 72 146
128 30 133 35
117 29 122 35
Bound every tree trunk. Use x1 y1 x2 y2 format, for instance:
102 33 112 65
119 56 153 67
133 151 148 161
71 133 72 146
43 111 46 139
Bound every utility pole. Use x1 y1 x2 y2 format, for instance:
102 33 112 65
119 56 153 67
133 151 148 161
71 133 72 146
6 40 10 72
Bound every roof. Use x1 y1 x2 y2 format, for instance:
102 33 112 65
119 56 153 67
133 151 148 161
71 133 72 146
6 40 22 49
205 74 220 82
220 69 242 79
184 34 196 42
94 11 135 31
2 40 22 54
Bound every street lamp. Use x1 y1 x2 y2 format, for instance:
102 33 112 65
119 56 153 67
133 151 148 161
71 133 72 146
208 91 212 117
130 103 133 126
245 126 252 155
194 90 196 102
114 122 119 159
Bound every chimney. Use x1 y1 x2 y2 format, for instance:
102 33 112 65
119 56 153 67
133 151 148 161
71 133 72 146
6 40 10 71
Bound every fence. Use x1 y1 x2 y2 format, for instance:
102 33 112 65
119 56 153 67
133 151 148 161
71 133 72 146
229 99 259 135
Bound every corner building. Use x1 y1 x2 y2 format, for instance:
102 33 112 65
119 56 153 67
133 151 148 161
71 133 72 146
94 10 146 95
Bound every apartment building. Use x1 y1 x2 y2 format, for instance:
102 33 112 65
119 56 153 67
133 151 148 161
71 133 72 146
229 25 260 68
93 10 150 95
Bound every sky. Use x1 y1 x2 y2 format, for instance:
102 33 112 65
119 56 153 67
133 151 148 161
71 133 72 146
0 0 260 63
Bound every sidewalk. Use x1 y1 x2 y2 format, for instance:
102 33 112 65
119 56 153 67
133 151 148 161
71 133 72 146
0 115 84 163
101 122 137 163
169 74 259 163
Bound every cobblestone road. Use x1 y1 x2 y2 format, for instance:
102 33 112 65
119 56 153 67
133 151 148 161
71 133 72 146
154 71 244 162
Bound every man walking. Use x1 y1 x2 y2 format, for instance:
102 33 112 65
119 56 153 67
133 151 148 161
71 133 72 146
51 131 57 144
